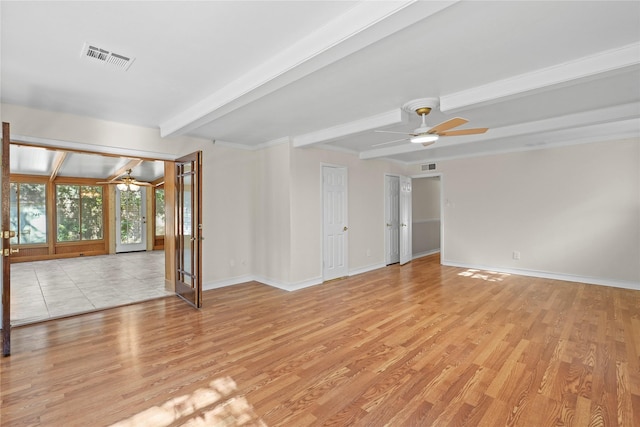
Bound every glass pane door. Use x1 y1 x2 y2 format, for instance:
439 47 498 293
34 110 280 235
116 187 147 253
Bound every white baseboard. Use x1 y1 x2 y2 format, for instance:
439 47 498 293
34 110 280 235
203 275 255 291
349 263 385 276
413 249 440 260
251 275 323 292
441 260 640 291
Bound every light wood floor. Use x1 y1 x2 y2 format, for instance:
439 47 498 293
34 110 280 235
1 254 639 426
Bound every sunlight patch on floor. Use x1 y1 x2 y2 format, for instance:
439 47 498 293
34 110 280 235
110 376 266 427
458 268 510 282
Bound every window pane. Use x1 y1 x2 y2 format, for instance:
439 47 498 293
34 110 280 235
81 186 103 240
9 183 18 245
155 189 165 236
19 183 47 244
120 189 142 244
56 185 80 242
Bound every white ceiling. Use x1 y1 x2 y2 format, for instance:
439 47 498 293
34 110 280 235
2 1 639 166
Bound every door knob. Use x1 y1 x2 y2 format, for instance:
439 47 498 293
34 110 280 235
386 223 391 227
343 226 348 231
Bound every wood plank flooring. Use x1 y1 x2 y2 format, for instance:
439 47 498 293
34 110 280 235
1 254 639 426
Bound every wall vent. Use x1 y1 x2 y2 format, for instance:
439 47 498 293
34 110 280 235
81 42 135 71
421 163 436 171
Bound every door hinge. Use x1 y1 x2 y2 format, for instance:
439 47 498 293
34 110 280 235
2 230 16 239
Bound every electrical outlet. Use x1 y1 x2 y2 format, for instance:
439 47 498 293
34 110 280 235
366 248 371 257
512 251 520 260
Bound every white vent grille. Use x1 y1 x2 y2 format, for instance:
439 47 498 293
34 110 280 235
81 42 135 71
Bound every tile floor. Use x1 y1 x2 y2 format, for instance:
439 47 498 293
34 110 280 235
10 251 173 325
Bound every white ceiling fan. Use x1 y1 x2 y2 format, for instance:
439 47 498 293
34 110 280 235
97 169 152 191
373 98 488 147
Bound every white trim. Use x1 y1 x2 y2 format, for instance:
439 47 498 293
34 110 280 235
203 274 255 291
359 104 640 161
160 1 458 137
253 275 323 292
442 260 640 291
440 42 640 113
413 249 440 260
349 263 385 277
293 109 404 147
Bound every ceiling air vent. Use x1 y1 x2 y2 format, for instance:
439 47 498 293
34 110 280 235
421 163 436 171
81 42 135 71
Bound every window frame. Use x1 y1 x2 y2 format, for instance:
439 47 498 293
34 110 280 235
54 181 106 244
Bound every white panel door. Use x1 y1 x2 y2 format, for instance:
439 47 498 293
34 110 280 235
116 187 147 253
399 175 412 265
385 175 400 265
323 166 348 281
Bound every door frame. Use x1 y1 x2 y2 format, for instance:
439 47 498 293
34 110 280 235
411 172 444 261
321 163 348 282
2 123 12 356
3 136 179 325
115 186 148 253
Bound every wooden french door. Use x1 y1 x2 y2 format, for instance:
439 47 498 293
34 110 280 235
175 151 202 308
2 123 13 356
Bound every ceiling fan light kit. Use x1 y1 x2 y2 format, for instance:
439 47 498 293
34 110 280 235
373 97 489 148
410 134 439 144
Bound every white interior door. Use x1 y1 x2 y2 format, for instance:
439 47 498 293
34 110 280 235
322 166 348 281
399 175 412 265
385 175 400 265
116 187 147 253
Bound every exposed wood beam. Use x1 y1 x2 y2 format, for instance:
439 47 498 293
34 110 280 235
151 177 165 187
49 152 67 182
106 159 144 182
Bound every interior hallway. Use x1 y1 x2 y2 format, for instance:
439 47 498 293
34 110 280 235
10 251 171 325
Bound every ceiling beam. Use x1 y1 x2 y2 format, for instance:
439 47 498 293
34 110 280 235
49 152 67 182
360 102 640 160
106 159 144 182
292 109 405 148
440 42 640 113
159 0 459 137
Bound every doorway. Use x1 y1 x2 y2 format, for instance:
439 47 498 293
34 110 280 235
384 174 412 266
116 186 147 253
411 175 442 259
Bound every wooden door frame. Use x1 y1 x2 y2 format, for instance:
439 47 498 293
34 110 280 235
2 123 12 356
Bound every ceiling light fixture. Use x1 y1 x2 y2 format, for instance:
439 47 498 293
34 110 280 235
410 134 439 145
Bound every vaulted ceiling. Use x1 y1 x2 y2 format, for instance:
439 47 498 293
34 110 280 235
2 1 639 166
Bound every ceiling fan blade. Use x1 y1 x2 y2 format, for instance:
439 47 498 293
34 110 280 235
428 117 468 134
97 180 124 185
440 127 488 136
133 181 153 187
371 137 410 147
374 130 415 136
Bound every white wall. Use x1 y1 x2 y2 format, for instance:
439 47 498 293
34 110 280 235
415 138 640 287
412 176 441 256
289 146 408 285
202 144 254 286
253 143 291 285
